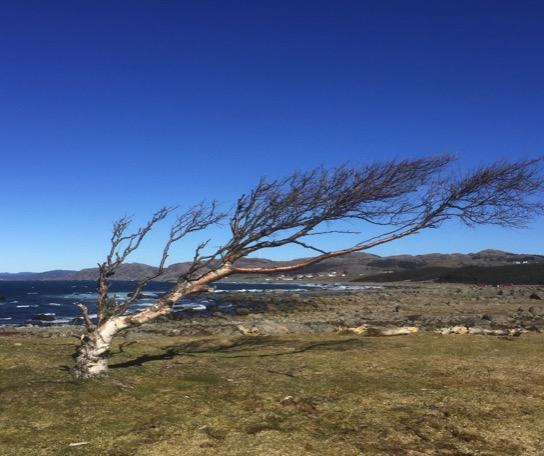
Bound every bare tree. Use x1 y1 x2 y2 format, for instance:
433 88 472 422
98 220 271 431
74 156 543 379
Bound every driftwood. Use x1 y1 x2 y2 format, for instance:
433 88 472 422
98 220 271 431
436 326 526 336
336 325 419 336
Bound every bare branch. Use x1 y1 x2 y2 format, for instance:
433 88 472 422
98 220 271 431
77 303 95 332
75 155 544 379
230 157 544 274
111 203 224 316
291 240 329 255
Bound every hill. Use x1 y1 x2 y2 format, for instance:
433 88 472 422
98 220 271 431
1 250 543 282
354 263 544 285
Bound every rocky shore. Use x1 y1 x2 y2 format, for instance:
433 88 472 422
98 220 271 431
2 282 543 339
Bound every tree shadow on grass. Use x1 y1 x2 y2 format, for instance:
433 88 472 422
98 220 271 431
109 336 365 369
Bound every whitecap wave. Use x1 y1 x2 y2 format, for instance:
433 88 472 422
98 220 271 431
64 292 97 301
173 303 207 311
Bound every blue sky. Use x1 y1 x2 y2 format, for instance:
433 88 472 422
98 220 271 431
1 1 543 272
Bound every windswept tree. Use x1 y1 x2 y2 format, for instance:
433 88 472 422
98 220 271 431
74 156 543 379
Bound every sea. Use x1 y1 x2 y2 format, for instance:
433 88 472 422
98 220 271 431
0 280 373 326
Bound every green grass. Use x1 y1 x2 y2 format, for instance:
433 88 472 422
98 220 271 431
1 333 544 455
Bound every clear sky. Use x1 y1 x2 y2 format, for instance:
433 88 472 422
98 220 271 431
1 1 543 272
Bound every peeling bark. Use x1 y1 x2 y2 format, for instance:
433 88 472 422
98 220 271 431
74 318 130 379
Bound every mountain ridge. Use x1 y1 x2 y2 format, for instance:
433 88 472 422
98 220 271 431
1 250 543 281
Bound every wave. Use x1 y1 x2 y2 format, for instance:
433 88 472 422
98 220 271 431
172 303 207 311
63 292 97 300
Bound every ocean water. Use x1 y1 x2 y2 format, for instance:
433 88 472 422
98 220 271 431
0 280 373 326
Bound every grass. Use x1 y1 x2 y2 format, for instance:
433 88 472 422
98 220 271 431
1 333 544 455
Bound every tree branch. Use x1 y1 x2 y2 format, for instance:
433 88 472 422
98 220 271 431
77 303 95 332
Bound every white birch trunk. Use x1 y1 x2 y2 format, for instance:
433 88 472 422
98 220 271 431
74 317 130 379
73 280 220 379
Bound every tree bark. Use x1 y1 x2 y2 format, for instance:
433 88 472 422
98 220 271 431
74 317 130 379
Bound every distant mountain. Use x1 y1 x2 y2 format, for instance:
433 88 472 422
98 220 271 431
69 263 158 281
1 250 543 282
0 270 78 281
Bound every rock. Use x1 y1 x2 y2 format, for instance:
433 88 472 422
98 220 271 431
481 314 493 321
127 292 144 299
460 317 477 327
256 320 291 335
237 325 259 336
266 303 279 312
530 293 542 300
280 395 296 405
236 307 251 316
31 313 56 322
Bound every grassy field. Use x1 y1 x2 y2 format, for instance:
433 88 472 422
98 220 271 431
1 333 544 455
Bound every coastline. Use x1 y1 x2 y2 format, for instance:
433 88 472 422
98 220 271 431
2 282 543 339
3 282 544 455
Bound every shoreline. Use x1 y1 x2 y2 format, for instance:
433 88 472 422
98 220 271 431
2 282 543 339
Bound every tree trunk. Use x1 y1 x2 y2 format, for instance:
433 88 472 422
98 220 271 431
73 318 129 379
